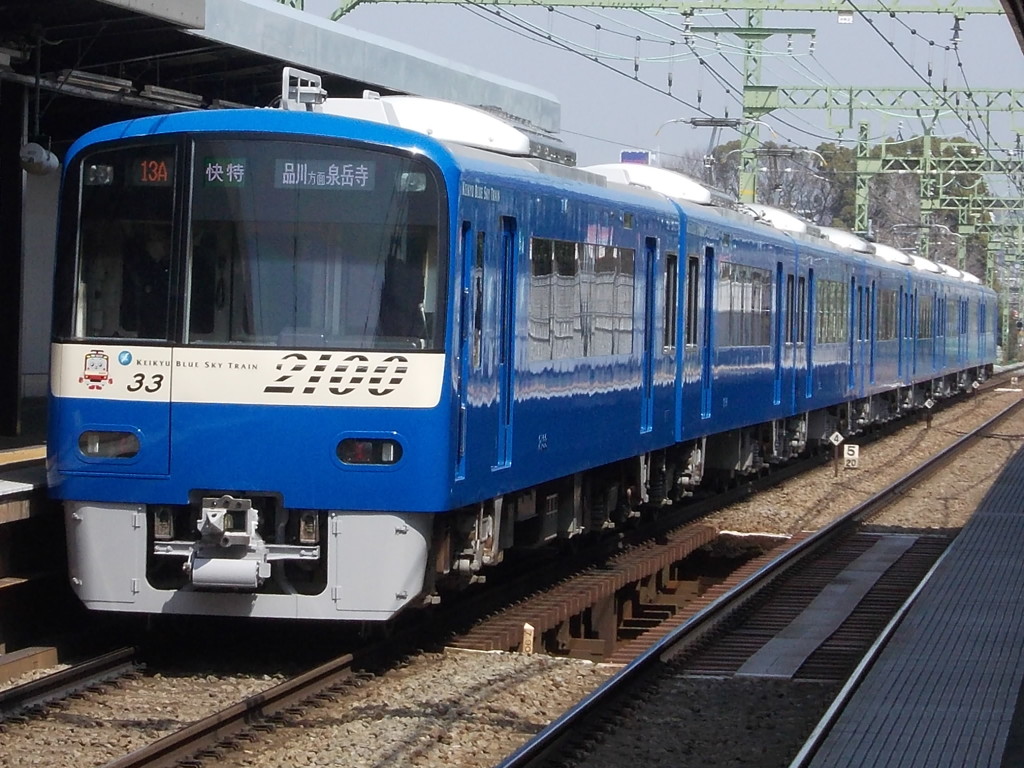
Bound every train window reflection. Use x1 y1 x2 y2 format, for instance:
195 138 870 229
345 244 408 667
72 145 176 341
187 139 444 351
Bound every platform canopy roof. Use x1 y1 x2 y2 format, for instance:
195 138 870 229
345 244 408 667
1002 0 1024 52
0 0 560 151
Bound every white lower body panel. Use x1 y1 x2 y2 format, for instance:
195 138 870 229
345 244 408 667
64 502 432 621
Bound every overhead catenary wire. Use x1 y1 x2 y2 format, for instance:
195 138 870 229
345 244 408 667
846 0 1022 196
459 0 1015 189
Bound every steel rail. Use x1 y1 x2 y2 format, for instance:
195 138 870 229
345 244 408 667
494 393 1024 768
102 652 356 768
0 647 140 719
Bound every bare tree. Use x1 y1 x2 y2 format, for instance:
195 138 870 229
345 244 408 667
659 148 715 184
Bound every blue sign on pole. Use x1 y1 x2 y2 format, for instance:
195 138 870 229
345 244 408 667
620 150 651 165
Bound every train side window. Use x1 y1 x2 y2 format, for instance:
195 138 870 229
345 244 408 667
663 252 678 351
528 238 554 361
918 294 933 339
553 240 583 359
685 255 699 346
616 247 635 355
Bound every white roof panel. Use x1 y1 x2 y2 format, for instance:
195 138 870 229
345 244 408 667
581 163 719 205
873 243 915 266
819 226 875 254
322 95 533 155
742 203 811 234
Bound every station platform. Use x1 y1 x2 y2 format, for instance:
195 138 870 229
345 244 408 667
0 398 48 520
806 441 1024 768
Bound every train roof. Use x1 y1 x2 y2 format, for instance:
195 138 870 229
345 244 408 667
276 67 574 166
872 242 915 267
816 226 875 255
738 203 820 238
579 163 734 207
577 165 883 260
939 263 963 279
319 94 576 165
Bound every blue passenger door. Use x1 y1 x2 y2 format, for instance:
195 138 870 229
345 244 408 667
701 245 715 420
805 268 815 400
773 263 783 405
869 281 877 385
641 237 657 433
897 287 906 381
455 221 476 482
493 216 517 469
849 278 866 394
781 261 801 412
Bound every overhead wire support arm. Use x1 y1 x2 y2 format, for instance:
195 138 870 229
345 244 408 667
329 0 1003 19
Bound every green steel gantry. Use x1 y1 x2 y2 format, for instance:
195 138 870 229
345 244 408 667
318 0 1005 204
853 121 1024 278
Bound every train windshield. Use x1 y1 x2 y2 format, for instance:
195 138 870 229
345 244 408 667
187 138 444 350
70 144 178 340
61 137 445 351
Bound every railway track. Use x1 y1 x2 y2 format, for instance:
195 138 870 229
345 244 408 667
0 647 140 722
101 653 359 768
446 371 1019 662
493 393 1024 768
1 377 1019 767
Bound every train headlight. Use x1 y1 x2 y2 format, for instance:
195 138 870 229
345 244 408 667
152 507 175 540
78 431 140 458
337 438 403 465
297 511 319 544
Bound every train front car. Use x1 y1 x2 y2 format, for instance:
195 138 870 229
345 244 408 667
48 109 457 620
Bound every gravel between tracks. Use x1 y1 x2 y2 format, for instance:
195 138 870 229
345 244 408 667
0 671 284 767
4 388 1022 768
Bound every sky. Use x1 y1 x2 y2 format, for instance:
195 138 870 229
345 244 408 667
300 0 1024 170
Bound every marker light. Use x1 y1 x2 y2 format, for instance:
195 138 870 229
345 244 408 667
297 511 319 544
337 438 403 465
152 507 175 540
78 431 139 458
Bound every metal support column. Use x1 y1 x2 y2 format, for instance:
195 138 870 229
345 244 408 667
0 82 24 437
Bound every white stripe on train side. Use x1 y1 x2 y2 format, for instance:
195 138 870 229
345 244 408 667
50 343 445 408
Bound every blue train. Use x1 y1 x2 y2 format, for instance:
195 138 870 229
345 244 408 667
48 70 996 621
